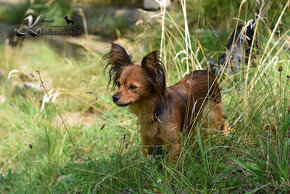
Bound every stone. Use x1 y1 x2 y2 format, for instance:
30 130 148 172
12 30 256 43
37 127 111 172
143 0 171 10
71 8 88 37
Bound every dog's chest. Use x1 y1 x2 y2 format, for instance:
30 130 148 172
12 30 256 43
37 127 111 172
140 122 163 141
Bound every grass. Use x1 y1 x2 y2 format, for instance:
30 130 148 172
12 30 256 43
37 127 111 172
0 0 289 193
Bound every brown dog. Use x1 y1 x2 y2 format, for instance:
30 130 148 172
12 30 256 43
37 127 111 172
103 43 228 163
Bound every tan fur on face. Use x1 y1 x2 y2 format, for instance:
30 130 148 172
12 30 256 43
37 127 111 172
114 65 152 106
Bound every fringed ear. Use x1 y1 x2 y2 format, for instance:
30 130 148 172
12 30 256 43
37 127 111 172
102 43 132 90
141 51 166 96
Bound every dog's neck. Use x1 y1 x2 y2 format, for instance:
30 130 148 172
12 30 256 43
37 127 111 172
130 92 167 123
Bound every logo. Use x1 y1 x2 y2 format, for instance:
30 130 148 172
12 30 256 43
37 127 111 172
14 15 41 37
14 14 81 37
64 16 74 27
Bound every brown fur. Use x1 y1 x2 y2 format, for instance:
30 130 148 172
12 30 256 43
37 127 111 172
103 43 229 163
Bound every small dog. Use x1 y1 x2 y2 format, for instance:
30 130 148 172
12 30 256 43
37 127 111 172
103 43 228 163
64 16 74 27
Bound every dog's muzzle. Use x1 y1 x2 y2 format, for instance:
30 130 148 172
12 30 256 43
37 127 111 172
112 94 120 103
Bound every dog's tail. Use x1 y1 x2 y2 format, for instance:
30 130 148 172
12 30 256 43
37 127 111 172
210 0 264 77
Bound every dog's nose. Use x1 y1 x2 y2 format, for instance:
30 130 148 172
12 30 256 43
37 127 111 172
112 94 120 103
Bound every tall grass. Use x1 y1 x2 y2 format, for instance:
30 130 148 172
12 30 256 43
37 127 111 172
0 0 289 193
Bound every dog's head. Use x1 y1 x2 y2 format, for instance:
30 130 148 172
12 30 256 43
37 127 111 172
102 43 166 106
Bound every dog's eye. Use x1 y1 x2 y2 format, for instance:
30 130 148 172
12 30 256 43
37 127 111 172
116 82 120 87
128 85 137 90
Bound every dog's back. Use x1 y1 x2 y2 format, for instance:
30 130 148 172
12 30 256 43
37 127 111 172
169 70 221 130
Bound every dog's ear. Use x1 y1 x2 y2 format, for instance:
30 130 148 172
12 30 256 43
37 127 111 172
103 43 132 90
141 51 166 95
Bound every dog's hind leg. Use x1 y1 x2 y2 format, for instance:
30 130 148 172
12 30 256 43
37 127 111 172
201 101 230 136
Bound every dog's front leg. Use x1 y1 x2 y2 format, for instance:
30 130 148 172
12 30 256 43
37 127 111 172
141 136 151 158
141 135 161 158
163 129 182 164
167 143 181 163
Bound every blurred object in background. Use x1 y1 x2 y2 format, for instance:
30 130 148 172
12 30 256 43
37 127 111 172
209 24 257 77
209 0 264 78
83 6 140 37
72 7 88 37
74 0 143 7
143 0 171 10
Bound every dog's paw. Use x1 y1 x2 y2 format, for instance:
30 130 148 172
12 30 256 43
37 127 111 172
223 124 233 136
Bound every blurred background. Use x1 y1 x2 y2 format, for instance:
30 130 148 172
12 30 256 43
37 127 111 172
0 0 288 193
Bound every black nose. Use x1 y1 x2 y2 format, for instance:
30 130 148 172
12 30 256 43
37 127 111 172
112 94 120 103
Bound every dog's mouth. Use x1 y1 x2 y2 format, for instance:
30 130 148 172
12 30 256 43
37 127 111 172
116 102 133 107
